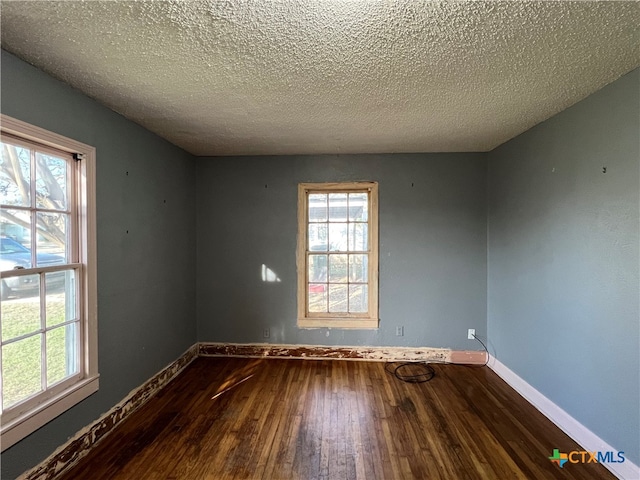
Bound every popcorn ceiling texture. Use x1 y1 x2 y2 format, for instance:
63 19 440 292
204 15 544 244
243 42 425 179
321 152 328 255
1 1 638 156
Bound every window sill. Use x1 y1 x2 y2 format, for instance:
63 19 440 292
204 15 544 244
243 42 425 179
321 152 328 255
1 375 99 451
298 318 379 329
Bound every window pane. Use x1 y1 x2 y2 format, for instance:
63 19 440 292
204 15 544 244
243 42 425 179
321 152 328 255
328 193 347 221
348 223 368 251
349 285 368 313
328 254 348 283
348 193 368 221
0 142 31 207
1 275 40 341
36 152 68 211
47 322 79 387
328 223 347 251
46 270 76 327
328 284 348 312
36 212 68 264
308 224 327 251
0 275 40 341
349 254 368 283
308 284 327 313
308 194 327 222
2 334 42 409
308 254 327 282
0 209 33 270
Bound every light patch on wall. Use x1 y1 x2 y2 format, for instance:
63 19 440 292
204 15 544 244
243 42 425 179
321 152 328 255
261 264 281 283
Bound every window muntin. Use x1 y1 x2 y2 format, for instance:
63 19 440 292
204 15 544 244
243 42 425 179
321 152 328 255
298 182 378 329
0 115 98 451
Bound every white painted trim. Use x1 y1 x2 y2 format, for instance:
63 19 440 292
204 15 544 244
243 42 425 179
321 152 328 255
489 355 640 480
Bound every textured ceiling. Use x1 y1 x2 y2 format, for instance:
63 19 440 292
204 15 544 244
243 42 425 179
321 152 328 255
1 1 639 156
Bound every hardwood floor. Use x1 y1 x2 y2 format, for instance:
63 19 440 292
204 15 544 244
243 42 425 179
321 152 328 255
58 357 615 479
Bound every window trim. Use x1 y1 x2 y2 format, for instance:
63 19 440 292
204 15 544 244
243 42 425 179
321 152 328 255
297 182 379 329
0 114 98 451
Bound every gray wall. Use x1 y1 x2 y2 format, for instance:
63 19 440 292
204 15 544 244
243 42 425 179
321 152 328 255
1 50 198 478
196 154 488 349
488 68 640 464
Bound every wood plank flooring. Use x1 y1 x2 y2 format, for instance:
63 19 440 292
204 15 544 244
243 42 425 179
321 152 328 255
58 357 615 479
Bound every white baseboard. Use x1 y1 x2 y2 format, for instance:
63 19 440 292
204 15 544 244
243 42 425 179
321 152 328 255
489 355 639 480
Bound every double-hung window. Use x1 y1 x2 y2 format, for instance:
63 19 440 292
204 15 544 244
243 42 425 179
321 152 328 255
297 182 379 328
0 115 97 450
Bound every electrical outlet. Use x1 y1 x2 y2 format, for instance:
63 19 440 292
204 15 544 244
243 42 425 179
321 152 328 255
467 328 475 340
263 328 270 339
396 326 404 336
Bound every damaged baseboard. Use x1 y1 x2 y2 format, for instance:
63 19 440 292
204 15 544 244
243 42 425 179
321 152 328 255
18 344 199 480
198 342 454 362
198 342 486 365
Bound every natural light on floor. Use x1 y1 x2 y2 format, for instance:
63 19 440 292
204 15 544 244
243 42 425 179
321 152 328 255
210 359 264 401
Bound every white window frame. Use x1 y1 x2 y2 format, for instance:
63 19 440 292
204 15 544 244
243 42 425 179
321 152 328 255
0 114 98 451
297 182 379 329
